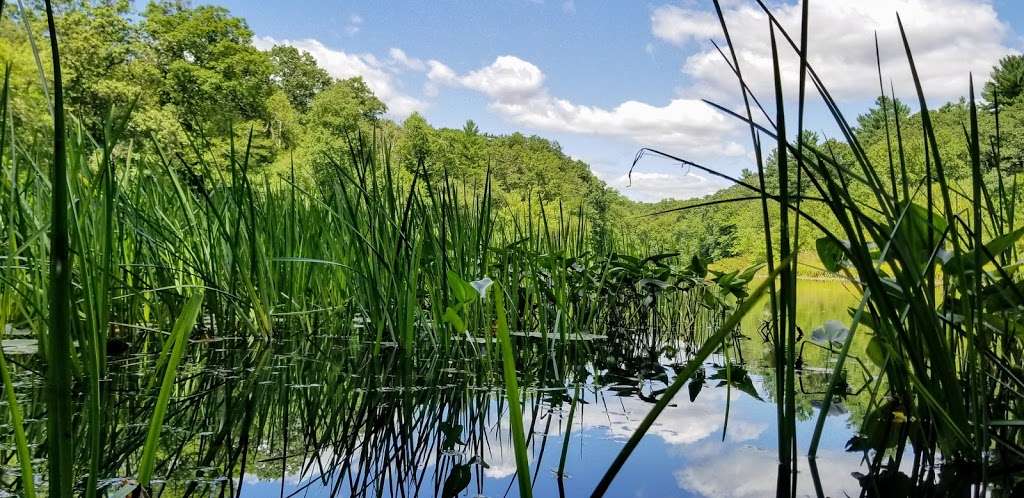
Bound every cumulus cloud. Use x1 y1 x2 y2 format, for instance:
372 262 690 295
463 56 546 100
652 5 720 44
562 383 768 447
253 36 426 118
652 0 1014 103
427 56 746 156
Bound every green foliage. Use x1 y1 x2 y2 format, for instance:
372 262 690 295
143 1 272 129
983 54 1024 106
268 44 331 113
399 111 432 171
855 95 910 139
306 77 385 136
0 0 686 250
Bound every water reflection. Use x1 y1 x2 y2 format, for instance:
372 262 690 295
0 282 970 496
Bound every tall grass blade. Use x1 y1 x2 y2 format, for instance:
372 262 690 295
493 284 533 498
0 349 35 498
137 292 205 488
42 1 74 495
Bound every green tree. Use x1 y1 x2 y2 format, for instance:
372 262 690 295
306 77 386 137
855 96 910 139
398 112 433 173
266 90 301 149
983 55 1024 106
268 45 332 113
57 0 145 132
142 0 273 133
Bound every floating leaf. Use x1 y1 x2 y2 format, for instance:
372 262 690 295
441 421 465 450
637 278 671 290
709 366 763 401
106 480 140 498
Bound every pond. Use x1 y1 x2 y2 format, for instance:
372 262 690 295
0 280 904 497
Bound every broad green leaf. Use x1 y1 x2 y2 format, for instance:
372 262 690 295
735 263 766 283
640 252 680 266
442 306 467 333
816 237 848 273
446 271 473 303
689 254 708 278
943 226 1024 274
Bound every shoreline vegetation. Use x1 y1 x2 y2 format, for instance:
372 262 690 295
0 0 1022 497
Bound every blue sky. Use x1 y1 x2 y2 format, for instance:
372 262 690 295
206 0 1022 202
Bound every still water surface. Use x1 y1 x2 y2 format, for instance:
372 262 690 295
1 281 885 497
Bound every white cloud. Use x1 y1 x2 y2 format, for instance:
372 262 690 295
562 0 576 15
427 55 745 156
552 381 768 448
652 0 1014 103
651 5 721 44
425 56 547 102
461 56 547 100
426 60 458 83
388 48 425 72
253 36 426 118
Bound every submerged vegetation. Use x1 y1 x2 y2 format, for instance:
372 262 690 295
0 0 1023 497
